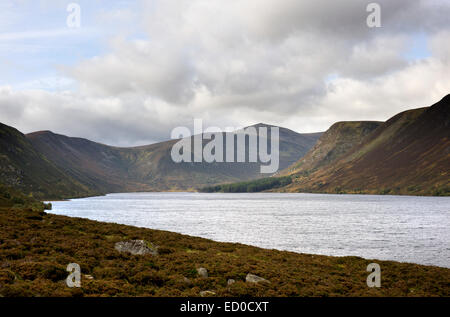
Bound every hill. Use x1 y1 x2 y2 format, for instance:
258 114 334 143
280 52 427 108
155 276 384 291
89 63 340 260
205 95 450 196
281 95 450 195
20 124 322 196
0 123 98 199
282 121 383 176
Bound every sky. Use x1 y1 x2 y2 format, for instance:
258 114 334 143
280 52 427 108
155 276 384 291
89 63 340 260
0 0 449 146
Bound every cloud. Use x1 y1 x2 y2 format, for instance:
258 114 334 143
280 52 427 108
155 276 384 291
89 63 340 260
69 38 196 104
0 0 450 145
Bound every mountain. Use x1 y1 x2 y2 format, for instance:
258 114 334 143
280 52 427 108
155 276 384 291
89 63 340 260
199 121 382 193
19 123 322 196
278 95 450 195
25 130 137 193
0 123 97 199
281 121 383 176
7 94 447 198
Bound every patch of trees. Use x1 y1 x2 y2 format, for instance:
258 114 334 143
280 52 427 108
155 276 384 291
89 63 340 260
199 176 292 193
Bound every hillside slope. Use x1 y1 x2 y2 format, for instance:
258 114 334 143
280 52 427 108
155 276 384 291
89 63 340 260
26 131 145 193
0 123 97 199
282 121 382 175
282 95 450 195
25 124 321 193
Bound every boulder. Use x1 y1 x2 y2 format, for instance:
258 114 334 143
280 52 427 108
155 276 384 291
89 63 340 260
227 279 236 286
197 267 208 278
114 240 158 256
246 273 270 284
183 277 192 285
200 290 216 297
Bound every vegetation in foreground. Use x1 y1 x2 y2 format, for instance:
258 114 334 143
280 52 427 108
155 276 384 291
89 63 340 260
0 185 449 297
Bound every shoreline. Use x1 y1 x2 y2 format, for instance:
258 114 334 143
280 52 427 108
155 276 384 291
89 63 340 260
47 210 450 270
2 204 449 297
42 189 449 202
47 192 450 269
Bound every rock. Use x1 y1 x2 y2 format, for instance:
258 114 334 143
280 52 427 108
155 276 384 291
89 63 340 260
227 279 236 286
246 273 270 284
200 290 216 297
114 240 158 256
84 274 94 280
183 277 192 285
197 267 208 278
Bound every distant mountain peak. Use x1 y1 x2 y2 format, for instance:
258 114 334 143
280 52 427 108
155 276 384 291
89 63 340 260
27 130 54 136
248 123 279 129
13 121 322 195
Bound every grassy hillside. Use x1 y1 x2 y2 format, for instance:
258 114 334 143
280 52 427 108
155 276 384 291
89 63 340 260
280 95 450 196
26 131 139 193
283 121 382 175
0 123 99 199
0 183 50 210
25 124 321 194
205 95 450 196
0 188 448 297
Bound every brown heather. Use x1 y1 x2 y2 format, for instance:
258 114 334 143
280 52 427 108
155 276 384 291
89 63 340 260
0 186 449 297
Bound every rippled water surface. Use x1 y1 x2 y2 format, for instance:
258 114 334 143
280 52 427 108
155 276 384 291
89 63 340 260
49 192 450 267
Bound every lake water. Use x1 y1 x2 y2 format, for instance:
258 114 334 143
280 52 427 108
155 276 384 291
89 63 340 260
49 192 450 268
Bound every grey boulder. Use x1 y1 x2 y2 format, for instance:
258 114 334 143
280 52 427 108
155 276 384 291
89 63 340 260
197 267 208 278
246 273 270 284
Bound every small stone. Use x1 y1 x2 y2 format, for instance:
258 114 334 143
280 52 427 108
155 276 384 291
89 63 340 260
200 290 216 297
197 267 208 278
246 273 270 284
227 279 236 286
84 274 94 280
183 277 192 285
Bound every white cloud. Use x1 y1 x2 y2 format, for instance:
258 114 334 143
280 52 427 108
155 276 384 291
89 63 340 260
0 0 450 145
